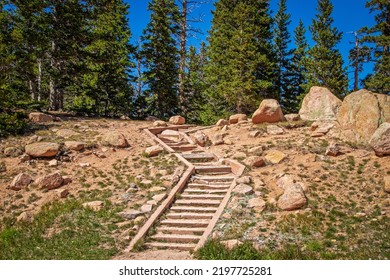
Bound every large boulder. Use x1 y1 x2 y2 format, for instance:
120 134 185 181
25 142 60 158
369 123 390 156
169 115 186 125
337 89 390 143
277 184 307 211
229 114 247 124
252 99 284 124
29 112 53 123
8 173 33 191
102 132 129 148
299 86 342 121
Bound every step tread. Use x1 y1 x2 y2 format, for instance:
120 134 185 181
182 153 215 160
146 242 195 250
180 194 225 199
158 227 206 234
184 188 228 194
193 175 235 181
152 233 201 241
166 212 214 219
175 199 221 205
160 219 210 226
170 206 218 212
188 183 231 188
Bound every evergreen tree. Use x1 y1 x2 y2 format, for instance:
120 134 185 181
141 0 180 119
273 0 292 106
348 31 371 91
182 43 206 123
203 0 275 123
75 0 134 117
304 0 348 98
363 0 389 94
289 20 308 112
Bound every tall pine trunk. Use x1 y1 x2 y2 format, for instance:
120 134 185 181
178 0 187 113
37 58 42 101
49 41 57 110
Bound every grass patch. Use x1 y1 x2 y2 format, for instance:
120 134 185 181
0 198 123 260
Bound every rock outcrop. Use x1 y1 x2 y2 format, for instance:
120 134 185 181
29 112 53 123
252 99 284 124
25 142 60 158
337 89 390 143
229 114 247 124
36 172 64 190
169 115 186 125
102 132 129 148
8 173 33 191
299 86 342 121
369 122 390 156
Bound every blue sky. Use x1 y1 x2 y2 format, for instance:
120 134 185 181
126 0 377 88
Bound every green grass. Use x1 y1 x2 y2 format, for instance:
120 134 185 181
0 198 124 260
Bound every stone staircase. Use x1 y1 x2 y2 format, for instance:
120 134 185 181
127 125 245 252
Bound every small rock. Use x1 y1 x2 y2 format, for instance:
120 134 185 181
55 189 69 198
285 114 300 122
233 184 254 195
27 135 38 144
17 211 33 223
56 129 80 138
144 145 164 157
4 147 23 157
134 216 145 224
102 132 129 148
224 139 233 145
325 143 341 157
120 210 143 220
236 176 252 184
19 154 32 163
267 125 284 135
153 120 167 127
233 152 247 159
229 114 247 124
212 134 225 145
65 141 86 151
249 130 261 138
248 146 263 156
221 239 243 250
384 176 390 193
48 159 58 167
141 204 153 213
245 156 265 168
193 131 209 147
79 163 90 168
264 150 287 164
141 179 153 185
150 186 166 192
36 172 64 190
248 197 266 211
83 201 104 211
169 115 186 125
277 184 307 211
216 119 229 126
8 173 33 191
152 193 167 203
126 183 139 193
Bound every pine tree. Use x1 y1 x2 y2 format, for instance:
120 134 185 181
182 44 206 123
204 0 275 122
289 20 308 112
141 0 180 119
273 0 292 106
348 31 371 91
76 0 134 117
363 0 389 94
304 0 348 98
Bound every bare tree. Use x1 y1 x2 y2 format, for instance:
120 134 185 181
348 31 371 91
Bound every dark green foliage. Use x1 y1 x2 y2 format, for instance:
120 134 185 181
362 0 390 94
140 0 180 119
303 0 348 98
0 112 28 138
290 20 308 111
203 0 275 121
274 0 292 107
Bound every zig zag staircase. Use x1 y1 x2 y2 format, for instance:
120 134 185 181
126 125 245 252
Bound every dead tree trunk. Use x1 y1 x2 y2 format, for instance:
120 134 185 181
178 0 188 113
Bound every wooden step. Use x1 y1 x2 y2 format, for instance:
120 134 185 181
167 142 190 147
174 199 221 206
158 227 206 235
182 153 216 161
170 206 218 212
166 212 214 219
180 194 224 200
188 183 231 189
146 242 195 251
160 219 210 227
152 233 201 243
171 145 198 151
192 175 236 182
195 165 231 173
183 188 228 194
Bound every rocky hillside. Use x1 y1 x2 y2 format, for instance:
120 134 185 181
0 87 389 260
